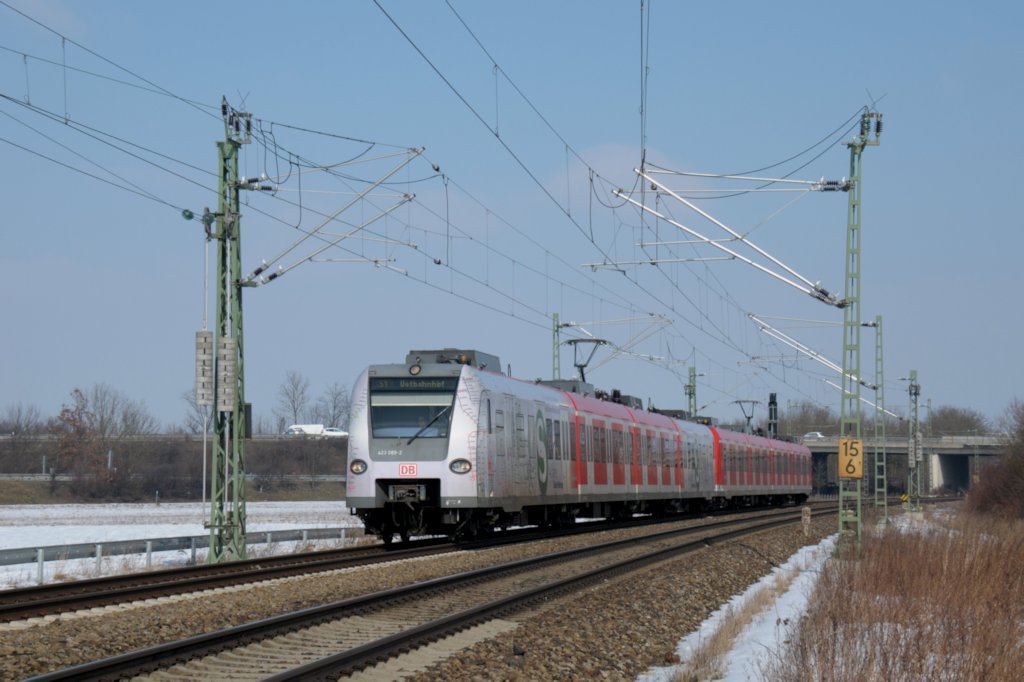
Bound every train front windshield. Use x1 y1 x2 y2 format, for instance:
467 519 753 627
368 377 457 439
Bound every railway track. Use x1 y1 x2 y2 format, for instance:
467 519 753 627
2 502 834 624
0 538 454 623
26 506 832 681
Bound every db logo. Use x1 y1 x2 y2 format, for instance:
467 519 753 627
399 463 418 477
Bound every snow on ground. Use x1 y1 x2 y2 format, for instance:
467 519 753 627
639 534 838 682
0 501 363 588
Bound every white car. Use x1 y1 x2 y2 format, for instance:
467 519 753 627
323 427 349 438
802 431 825 439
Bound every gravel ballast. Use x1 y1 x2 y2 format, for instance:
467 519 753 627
0 514 835 680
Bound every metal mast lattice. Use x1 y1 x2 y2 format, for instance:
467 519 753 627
906 369 922 512
873 315 888 518
838 107 882 548
208 99 252 563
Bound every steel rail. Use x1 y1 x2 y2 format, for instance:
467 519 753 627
26 506 833 681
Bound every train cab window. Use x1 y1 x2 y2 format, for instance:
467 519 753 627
369 391 454 439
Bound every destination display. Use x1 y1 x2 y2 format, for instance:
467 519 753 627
369 377 459 392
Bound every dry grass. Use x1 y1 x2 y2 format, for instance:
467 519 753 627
674 567 802 681
763 510 1024 681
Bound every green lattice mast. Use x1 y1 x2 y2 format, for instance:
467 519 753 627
208 99 252 563
838 107 882 548
873 315 888 518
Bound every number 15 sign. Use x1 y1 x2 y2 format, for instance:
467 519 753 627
839 438 864 479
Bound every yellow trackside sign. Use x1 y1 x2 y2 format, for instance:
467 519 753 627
839 438 864 479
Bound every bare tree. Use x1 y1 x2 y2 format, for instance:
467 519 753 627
88 383 159 444
275 370 311 426
925 405 991 436
779 401 836 437
179 386 213 435
313 381 351 429
967 399 1024 518
0 403 46 473
0 402 43 435
52 388 102 492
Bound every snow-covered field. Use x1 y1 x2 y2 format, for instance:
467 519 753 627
0 501 362 588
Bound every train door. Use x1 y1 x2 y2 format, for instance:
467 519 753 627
646 430 658 486
574 415 588 490
611 423 626 487
479 393 494 500
513 401 529 495
543 412 567 495
630 425 638 489
493 400 508 499
659 434 671 486
592 420 608 487
678 434 688 490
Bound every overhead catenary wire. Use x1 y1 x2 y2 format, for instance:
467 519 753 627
0 0 219 121
0 1 690 395
635 167 841 305
375 1 840 406
1 0 846 416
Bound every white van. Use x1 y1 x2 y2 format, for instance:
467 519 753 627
285 424 325 436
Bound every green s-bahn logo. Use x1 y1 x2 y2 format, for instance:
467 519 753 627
536 409 548 494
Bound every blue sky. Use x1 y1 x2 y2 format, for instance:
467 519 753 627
0 1 1020 430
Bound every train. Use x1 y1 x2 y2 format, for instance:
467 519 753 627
345 349 811 543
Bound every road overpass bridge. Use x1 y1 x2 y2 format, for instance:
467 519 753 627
801 435 1004 495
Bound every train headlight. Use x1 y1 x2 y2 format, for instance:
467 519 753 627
350 459 368 475
449 458 472 474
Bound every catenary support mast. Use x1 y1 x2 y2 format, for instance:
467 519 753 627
906 369 922 512
686 366 698 418
873 315 888 518
838 107 882 549
208 99 253 563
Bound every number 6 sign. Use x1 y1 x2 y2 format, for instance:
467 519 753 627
838 438 863 479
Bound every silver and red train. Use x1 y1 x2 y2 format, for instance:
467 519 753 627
346 349 810 543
